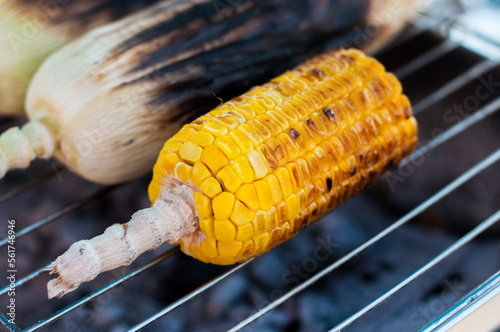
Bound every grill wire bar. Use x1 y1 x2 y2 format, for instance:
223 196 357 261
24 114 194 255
330 209 500 331
0 186 117 247
0 25 498 331
227 148 500 332
24 247 181 332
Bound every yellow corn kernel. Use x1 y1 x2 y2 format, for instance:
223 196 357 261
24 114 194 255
192 162 211 187
257 114 282 137
253 233 270 253
214 219 236 242
247 150 268 179
229 129 254 154
249 119 272 140
230 200 254 226
239 240 256 257
265 138 287 167
239 124 263 146
199 177 222 198
162 154 181 174
286 162 303 192
217 166 242 193
201 145 228 174
274 167 293 197
235 184 260 211
218 241 243 257
252 211 267 233
277 132 298 162
266 206 278 229
179 141 203 164
202 122 228 137
190 131 214 147
199 217 215 238
201 238 218 258
174 163 192 182
212 192 235 219
193 191 213 218
253 180 273 211
264 174 283 205
236 223 255 241
174 127 196 142
286 194 299 221
231 156 254 184
214 136 240 160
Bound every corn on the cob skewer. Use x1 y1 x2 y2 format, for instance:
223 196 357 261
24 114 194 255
47 48 418 299
0 0 417 183
0 0 162 116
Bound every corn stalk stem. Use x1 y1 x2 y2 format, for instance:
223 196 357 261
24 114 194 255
47 178 199 299
0 120 57 178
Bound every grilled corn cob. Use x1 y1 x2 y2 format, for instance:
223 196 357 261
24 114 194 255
0 0 417 182
0 0 161 116
47 48 418 299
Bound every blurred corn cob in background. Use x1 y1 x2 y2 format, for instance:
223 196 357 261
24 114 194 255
47 48 418 298
0 0 160 116
0 0 417 183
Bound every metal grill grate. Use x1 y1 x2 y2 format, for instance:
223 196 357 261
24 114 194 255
1 5 500 332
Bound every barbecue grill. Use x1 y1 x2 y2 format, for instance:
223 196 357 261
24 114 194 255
1 0 500 331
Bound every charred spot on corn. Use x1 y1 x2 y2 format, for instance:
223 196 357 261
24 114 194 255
326 178 333 191
290 128 300 139
323 107 338 123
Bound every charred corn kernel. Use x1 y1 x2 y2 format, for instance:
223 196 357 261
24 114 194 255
174 163 192 182
250 119 272 140
214 220 236 242
218 241 243 257
212 192 235 219
239 240 256 257
190 131 214 147
152 49 418 265
236 223 255 241
199 177 222 198
179 141 203 164
254 180 273 211
236 184 260 211
252 211 267 233
192 163 212 187
230 200 254 225
277 133 298 162
266 138 288 167
214 136 240 160
217 166 242 193
247 150 268 179
199 217 215 238
253 233 270 253
193 192 212 218
231 156 255 184
201 145 228 174
201 238 218 258
162 154 181 174
266 206 278 229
